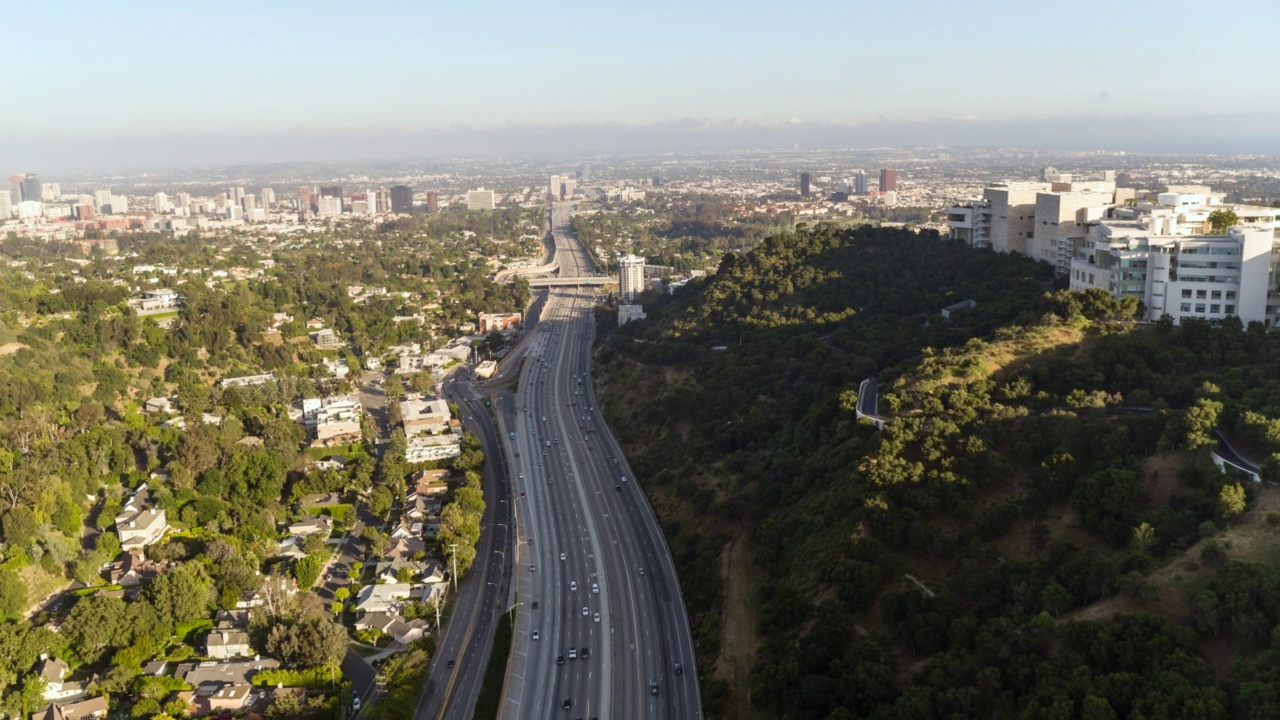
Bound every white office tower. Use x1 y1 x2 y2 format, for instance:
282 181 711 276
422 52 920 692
467 188 495 210
854 172 869 196
17 201 43 219
42 183 61 200
0 190 11 218
562 179 577 198
317 196 343 216
260 188 276 207
232 187 245 204
549 175 561 199
176 192 191 211
109 195 129 214
618 254 645 302
94 189 112 210
154 192 172 213
242 194 256 211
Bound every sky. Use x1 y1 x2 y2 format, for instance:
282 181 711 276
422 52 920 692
4 0 1280 170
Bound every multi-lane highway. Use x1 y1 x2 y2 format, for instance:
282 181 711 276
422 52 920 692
500 203 701 718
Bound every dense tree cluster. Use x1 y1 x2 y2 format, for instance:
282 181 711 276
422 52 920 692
597 223 1280 718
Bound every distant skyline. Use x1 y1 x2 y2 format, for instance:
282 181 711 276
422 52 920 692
4 0 1280 171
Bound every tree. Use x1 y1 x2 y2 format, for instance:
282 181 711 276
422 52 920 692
1219 483 1247 522
385 374 404 399
0 570 26 619
1131 522 1156 554
293 554 325 589
147 563 214 629
265 615 348 667
1208 208 1240 234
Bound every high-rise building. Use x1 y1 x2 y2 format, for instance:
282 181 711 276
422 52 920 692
320 185 343 199
242 194 256 211
0 190 11 218
73 203 94 221
154 193 172 213
652 176 662 188
618 254 645 302
260 188 276 207
22 175 41 205
177 192 192 211
109 195 129 214
561 179 577 198
8 176 23 203
42 183 61 201
425 191 439 213
390 185 413 214
232 187 245 204
376 188 389 214
467 188 495 211
317 196 342 216
549 175 561 199
879 169 897 192
800 172 811 198
94 189 112 210
854 172 869 196
582 163 591 182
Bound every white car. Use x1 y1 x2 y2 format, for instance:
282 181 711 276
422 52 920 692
532 630 540 640
593 613 600 623
570 581 577 591
582 606 589 617
560 552 566 561
592 583 599 594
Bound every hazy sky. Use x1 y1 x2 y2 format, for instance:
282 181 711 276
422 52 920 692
4 0 1280 169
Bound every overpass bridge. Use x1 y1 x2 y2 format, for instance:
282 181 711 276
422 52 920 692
525 276 613 288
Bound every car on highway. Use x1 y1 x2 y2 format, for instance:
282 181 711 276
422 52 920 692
532 630 540 640
532 601 538 609
580 646 590 659
353 694 361 710
560 552 566 561
675 661 683 675
591 583 598 594
570 581 577 591
639 568 645 576
621 476 627 482
615 485 621 492
568 648 577 660
582 606 589 616
562 698 571 710
529 564 536 572
650 680 659 695
446 659 455 669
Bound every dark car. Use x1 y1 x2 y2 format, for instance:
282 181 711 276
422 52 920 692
650 679 659 695
674 661 683 675
580 646 590 659
532 601 539 609
446 659 455 669
563 698 572 710
557 655 564 665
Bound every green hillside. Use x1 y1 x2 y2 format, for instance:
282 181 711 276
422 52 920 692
595 223 1280 719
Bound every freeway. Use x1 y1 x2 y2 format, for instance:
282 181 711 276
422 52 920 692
500 202 701 718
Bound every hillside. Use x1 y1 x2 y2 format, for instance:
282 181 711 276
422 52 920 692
595 223 1280 719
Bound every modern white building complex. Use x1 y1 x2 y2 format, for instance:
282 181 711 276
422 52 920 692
949 181 1280 327
466 188 495 211
618 254 645 302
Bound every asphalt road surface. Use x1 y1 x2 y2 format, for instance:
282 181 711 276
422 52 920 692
500 202 702 719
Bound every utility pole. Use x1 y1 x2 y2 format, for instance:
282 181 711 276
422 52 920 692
434 593 441 631
450 542 458 594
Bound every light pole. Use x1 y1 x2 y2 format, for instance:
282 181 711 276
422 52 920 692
507 601 523 624
449 542 458 594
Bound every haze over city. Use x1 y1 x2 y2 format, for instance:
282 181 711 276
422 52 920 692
6 0 1280 171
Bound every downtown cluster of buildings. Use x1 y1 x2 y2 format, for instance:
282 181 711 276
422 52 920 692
799 168 898 202
948 170 1280 327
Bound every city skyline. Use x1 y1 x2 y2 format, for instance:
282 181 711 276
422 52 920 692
5 0 1280 171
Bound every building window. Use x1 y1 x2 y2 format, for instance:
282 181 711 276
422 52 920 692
1211 290 1222 300
1196 290 1207 299
1182 289 1192 298
1088 273 1095 284
1210 304 1220 313
1195 304 1206 313
1225 305 1235 315
1227 291 1237 300
1181 303 1191 312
